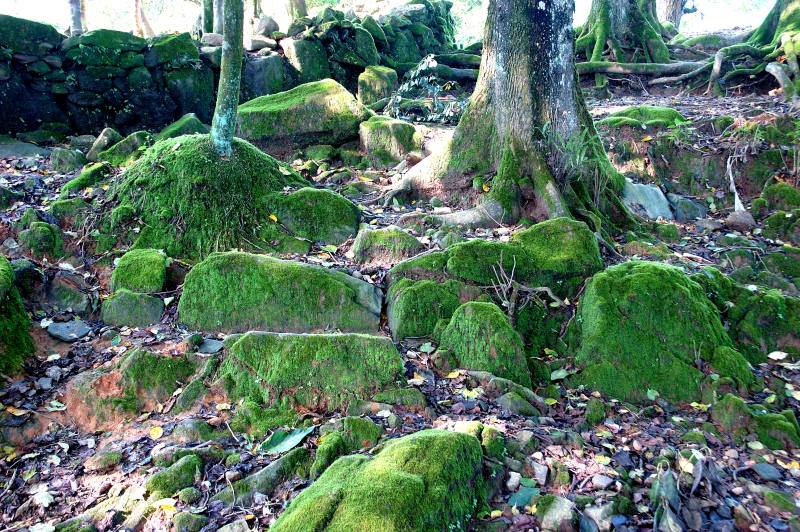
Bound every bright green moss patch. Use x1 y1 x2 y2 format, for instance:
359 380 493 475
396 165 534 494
229 399 299 437
359 115 420 166
357 65 398 105
110 249 167 293
145 454 201 498
710 346 758 391
18 222 63 257
438 302 530 388
218 331 403 411
98 131 152 166
272 187 359 244
570 261 734 403
0 255 34 374
178 252 381 333
236 79 370 148
352 225 422 264
271 429 484 532
155 113 210 141
762 182 800 211
387 278 483 341
584 397 606 426
710 393 800 450
598 106 687 129
310 417 382 478
49 198 90 222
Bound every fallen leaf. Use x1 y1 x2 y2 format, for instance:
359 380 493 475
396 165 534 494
149 426 164 439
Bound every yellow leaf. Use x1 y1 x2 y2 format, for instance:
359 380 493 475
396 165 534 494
689 402 710 411
159 503 177 512
6 406 28 416
482 183 490 192
641 136 653 142
216 403 231 411
596 455 611 465
269 214 278 222
544 397 557 406
490 510 503 519
149 426 163 439
358 175 374 182
446 370 461 379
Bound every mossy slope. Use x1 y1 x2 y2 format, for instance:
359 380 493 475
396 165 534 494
0 255 34 374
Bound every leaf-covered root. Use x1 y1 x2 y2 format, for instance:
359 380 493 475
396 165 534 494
575 0 672 89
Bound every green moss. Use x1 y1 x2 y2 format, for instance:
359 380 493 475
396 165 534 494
101 289 164 328
310 417 382 478
710 393 752 441
98 131 152 167
229 399 299 437
480 426 505 459
372 388 428 410
49 198 90 221
357 65 398 105
598 106 687 129
236 79 370 146
271 430 484 531
570 261 732 403
762 182 800 211
755 413 800 450
359 115 420 166
50 148 87 173
110 248 166 294
18 222 63 257
218 331 403 411
146 32 198 66
273 187 359 244
680 430 707 445
0 256 34 374
145 454 201 498
178 252 381 333
654 222 680 243
585 397 606 425
352 225 422 264
304 144 338 162
439 302 530 388
177 486 201 504
710 346 757 390
764 489 797 513
764 249 800 278
154 113 209 141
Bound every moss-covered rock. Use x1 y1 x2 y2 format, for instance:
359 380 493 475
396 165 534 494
0 14 63 55
438 302 530 388
18 222 63 257
173 512 208 531
569 261 737 403
101 289 164 328
762 182 800 211
711 393 800 449
154 113 210 141
0 186 22 209
598 106 687 129
359 115 420 166
110 249 167 293
352 225 422 264
0 255 34 374
273 187 359 244
585 397 606 426
710 346 757 391
87 128 123 162
98 131 152 166
271 429 483 531
180 251 381 332
145 32 199 67
145 454 201 498
280 38 331 83
236 79 371 151
310 417 382 478
50 148 87 173
218 331 403 411
64 348 197 431
357 65 398 105
104 134 345 259
49 198 90 222
229 399 299 437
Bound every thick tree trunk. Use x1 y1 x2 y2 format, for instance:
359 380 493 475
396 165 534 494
658 0 687 28
69 0 83 35
389 0 629 231
213 0 225 33
203 0 214 33
211 0 244 157
289 0 307 20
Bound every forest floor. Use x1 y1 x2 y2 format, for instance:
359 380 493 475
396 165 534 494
1 90 799 532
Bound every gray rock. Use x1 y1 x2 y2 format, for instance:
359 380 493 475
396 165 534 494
69 135 96 149
47 320 91 342
695 218 723 233
256 16 279 36
197 339 224 354
0 136 51 158
217 519 251 532
46 271 91 315
531 460 548 486
36 377 53 390
506 471 521 492
245 36 272 51
724 210 756 232
539 495 576 530
591 473 614 489
201 32 223 46
622 179 674 220
584 502 616 532
751 462 782 481
241 53 285 101
667 193 708 222
45 366 63 381
87 127 122 162
50 147 86 172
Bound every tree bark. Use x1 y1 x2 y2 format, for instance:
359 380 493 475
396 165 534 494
658 0 687 28
69 0 83 35
388 0 630 231
80 0 87 30
211 0 244 157
134 0 144 37
288 0 308 20
203 0 214 33
213 0 225 33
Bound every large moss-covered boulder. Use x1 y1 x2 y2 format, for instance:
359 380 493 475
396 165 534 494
310 417 382 478
50 148 87 173
352 225 422 264
0 255 34 374
280 38 331 84
0 14 64 55
64 348 197 431
101 290 164 328
569 261 737 403
219 331 403 411
236 79 371 153
98 131 152 166
145 32 199 67
357 66 398 105
438 302 530 388
271 429 483 531
387 278 484 341
110 249 167 293
178 252 382 333
103 134 356 259
390 218 602 297
360 115 420 166
155 113 210 141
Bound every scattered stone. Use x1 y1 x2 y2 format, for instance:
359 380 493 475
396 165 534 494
101 289 164 328
47 319 91 342
592 474 614 489
197 339 224 354
725 210 757 232
506 471 521 492
50 147 86 172
751 462 782 481
622 179 674 220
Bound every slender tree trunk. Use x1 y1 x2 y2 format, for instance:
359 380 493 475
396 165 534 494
289 0 307 20
69 0 83 35
140 6 155 37
134 0 144 37
389 0 630 230
213 0 225 33
211 0 244 157
658 0 687 28
203 0 214 33
80 0 87 30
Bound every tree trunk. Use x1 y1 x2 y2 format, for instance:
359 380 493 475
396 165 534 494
203 0 214 33
289 0 307 20
388 0 630 231
134 0 144 37
211 0 244 157
213 0 225 33
658 0 687 28
80 0 87 29
69 0 83 35
140 5 155 38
